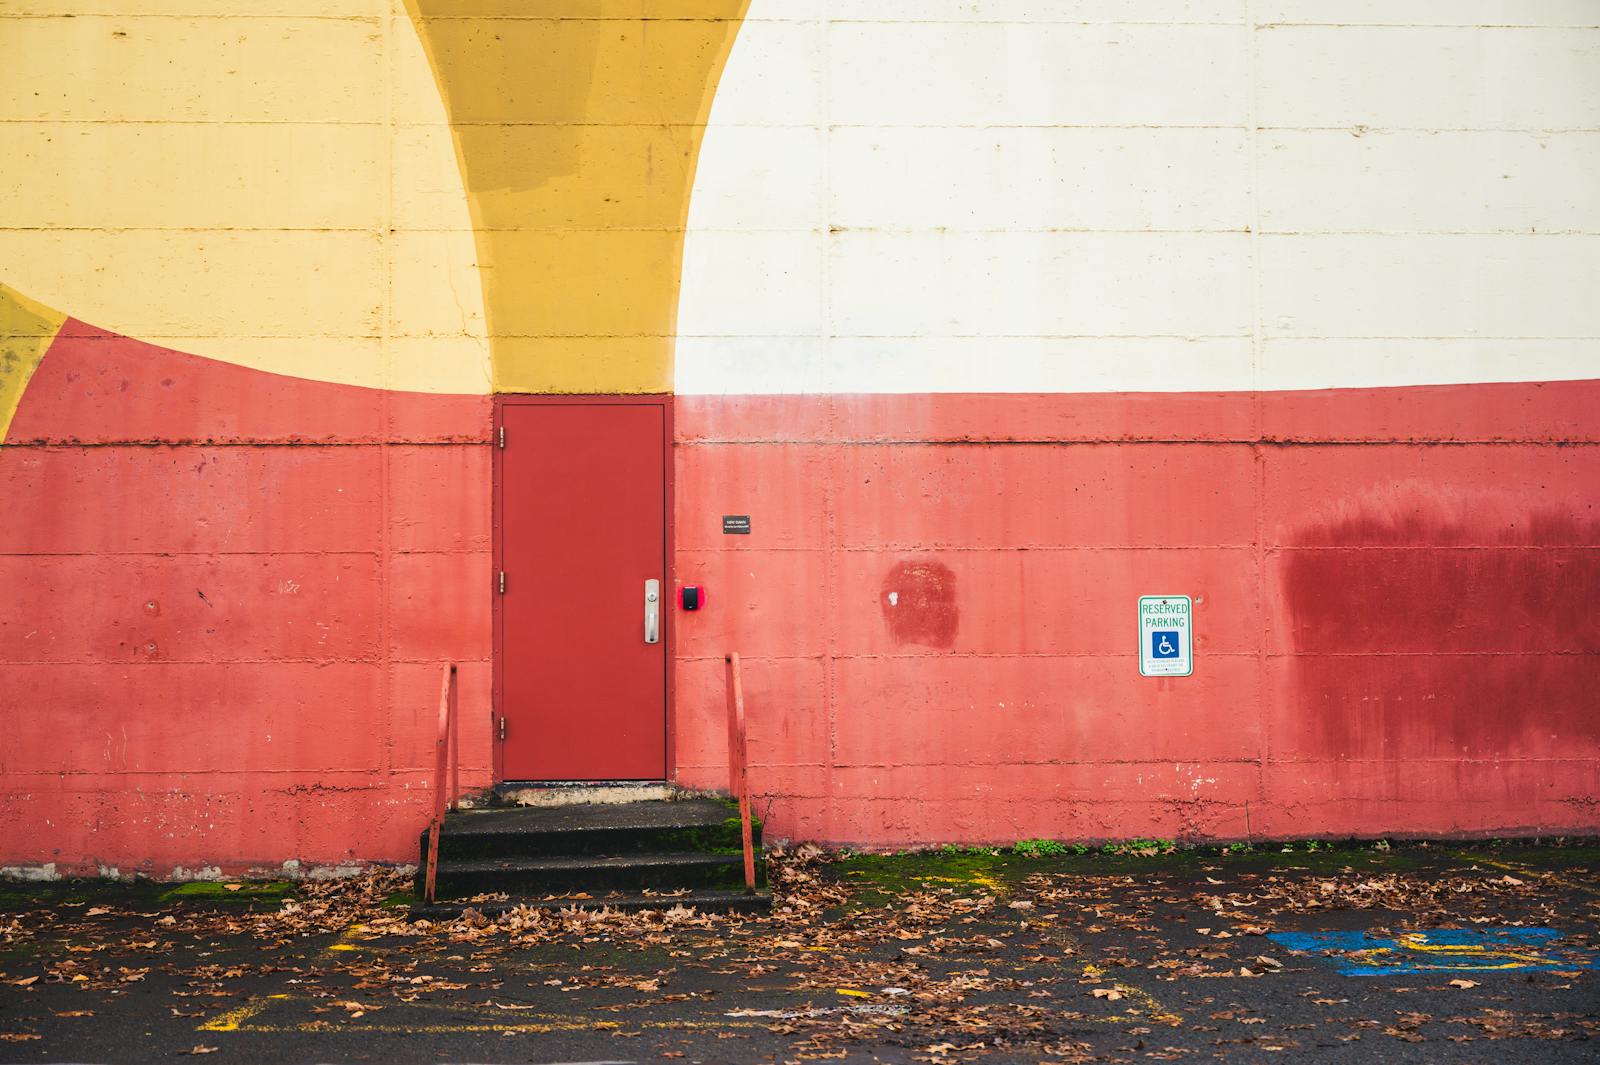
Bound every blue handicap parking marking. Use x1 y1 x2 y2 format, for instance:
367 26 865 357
1150 631 1180 659
1268 928 1599 976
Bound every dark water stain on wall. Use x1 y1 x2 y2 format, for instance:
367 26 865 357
881 559 959 649
1279 488 1600 764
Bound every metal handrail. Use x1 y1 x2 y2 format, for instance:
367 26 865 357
422 662 460 903
723 653 757 893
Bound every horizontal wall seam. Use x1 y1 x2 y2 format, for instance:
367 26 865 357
16 227 1600 237
0 657 492 666
0 440 490 448
7 122 1599 134
9 15 1595 27
8 438 1595 448
677 438 1600 447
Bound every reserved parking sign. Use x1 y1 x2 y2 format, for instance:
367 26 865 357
1138 595 1193 677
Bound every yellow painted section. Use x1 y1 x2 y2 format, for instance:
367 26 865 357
0 11 489 393
0 284 67 443
405 1 751 393
0 1 749 395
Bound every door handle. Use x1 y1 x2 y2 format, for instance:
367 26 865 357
644 579 661 644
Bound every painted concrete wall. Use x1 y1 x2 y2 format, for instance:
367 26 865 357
1 1 1596 874
661 2 1600 844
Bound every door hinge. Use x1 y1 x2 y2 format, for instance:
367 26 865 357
497 571 506 594
497 425 505 449
498 715 506 741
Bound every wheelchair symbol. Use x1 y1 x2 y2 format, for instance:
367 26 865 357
1151 631 1180 659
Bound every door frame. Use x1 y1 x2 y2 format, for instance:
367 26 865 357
491 394 675 784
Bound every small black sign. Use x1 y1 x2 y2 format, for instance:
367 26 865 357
722 515 751 535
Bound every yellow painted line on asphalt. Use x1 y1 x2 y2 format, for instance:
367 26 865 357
197 921 375 1032
197 993 291 1032
1034 921 1183 1028
328 922 370 951
202 990 774 1036
1458 853 1600 898
226 1017 769 1035
1080 962 1183 1027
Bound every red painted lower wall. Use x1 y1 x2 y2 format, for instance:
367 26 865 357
0 323 496 875
670 389 1600 846
1 322 1595 874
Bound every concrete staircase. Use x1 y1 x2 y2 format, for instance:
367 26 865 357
410 793 768 919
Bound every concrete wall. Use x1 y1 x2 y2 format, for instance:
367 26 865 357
661 1 1600 843
1 1 1596 874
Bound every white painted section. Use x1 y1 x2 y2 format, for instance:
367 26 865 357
1259 131 1600 234
1261 235 1600 339
1258 1 1600 29
827 232 1253 339
826 1 1247 21
1255 27 1600 130
828 23 1251 128
831 128 1251 232
1259 339 1600 391
677 2 1600 394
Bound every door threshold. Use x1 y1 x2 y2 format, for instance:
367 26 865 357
493 781 677 808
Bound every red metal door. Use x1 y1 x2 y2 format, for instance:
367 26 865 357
497 400 667 780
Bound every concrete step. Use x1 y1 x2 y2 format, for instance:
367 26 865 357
430 851 757 897
419 798 758 862
408 889 771 921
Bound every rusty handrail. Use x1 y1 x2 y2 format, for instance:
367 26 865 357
423 662 460 903
724 653 757 893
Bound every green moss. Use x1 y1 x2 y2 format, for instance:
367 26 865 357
158 880 293 903
651 815 764 854
829 837 1489 908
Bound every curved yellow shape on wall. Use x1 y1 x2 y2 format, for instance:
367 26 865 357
0 283 67 444
406 0 751 394
0 10 489 394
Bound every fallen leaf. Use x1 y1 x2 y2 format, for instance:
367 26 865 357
8 976 37 987
0 1034 42 1043
181 1046 219 1056
1091 988 1125 1001
1448 979 1479 989
85 906 110 916
836 988 870 998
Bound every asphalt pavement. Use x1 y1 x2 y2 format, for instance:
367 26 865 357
2 840 1596 1063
